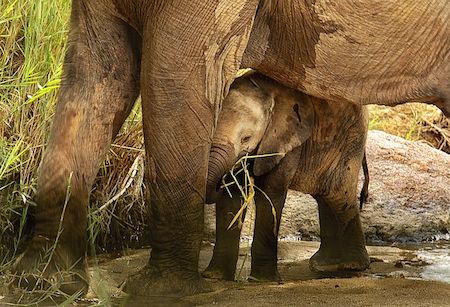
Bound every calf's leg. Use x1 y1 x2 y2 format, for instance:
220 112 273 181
250 151 300 281
203 185 246 281
310 196 369 272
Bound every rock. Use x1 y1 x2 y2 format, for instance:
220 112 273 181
204 130 450 243
361 130 450 242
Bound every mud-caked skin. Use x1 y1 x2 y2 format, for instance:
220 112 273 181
15 0 449 297
205 72 370 281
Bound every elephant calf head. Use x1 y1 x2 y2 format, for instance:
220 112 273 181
206 72 315 204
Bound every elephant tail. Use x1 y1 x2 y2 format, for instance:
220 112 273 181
359 152 369 210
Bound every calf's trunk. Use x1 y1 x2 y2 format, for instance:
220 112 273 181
206 143 236 204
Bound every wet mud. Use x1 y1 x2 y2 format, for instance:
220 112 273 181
83 241 450 306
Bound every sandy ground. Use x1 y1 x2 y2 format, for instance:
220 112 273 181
80 241 450 306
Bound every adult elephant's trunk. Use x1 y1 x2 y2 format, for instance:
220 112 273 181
206 143 236 204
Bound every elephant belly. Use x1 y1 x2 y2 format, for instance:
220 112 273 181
242 0 450 108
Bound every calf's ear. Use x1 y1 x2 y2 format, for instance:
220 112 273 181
253 94 315 176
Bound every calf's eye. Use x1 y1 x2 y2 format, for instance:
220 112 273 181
241 136 251 144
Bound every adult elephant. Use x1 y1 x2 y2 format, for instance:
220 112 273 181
13 0 450 297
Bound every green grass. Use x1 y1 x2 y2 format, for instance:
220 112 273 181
0 2 146 304
0 0 147 291
1 0 71 262
0 1 82 304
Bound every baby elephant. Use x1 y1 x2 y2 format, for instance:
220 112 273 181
205 72 370 281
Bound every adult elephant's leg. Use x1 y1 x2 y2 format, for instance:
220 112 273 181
123 1 259 296
13 1 141 295
310 196 369 272
203 186 245 281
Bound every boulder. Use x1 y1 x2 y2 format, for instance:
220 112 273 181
204 130 450 243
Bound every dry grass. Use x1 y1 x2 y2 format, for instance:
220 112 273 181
0 2 147 304
1 0 71 267
221 153 283 234
0 0 147 272
369 103 449 153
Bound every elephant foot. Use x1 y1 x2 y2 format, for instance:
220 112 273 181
202 260 236 281
12 235 88 296
309 246 370 273
309 247 341 272
123 265 212 297
338 247 370 271
249 267 281 283
202 267 231 281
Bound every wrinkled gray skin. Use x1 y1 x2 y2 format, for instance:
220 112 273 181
205 72 369 281
13 0 449 297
